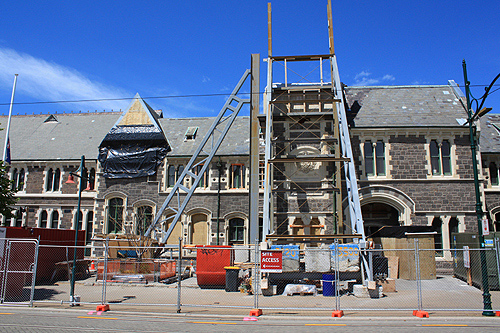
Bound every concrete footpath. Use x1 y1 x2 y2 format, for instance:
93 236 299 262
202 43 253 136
22 273 500 319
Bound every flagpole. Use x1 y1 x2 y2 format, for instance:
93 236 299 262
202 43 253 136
3 74 18 162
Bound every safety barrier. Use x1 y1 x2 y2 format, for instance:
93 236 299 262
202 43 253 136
2 237 500 317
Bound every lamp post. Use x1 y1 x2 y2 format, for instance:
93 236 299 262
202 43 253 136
462 60 500 316
65 155 87 305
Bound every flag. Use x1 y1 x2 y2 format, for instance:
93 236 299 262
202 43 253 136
5 138 11 164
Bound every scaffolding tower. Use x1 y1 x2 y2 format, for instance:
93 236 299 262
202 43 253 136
261 2 365 245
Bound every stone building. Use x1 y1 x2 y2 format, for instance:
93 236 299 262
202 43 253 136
0 83 496 262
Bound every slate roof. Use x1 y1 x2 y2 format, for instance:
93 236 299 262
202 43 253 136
480 114 500 153
158 116 250 156
0 112 120 161
0 83 482 161
0 112 250 161
344 85 468 127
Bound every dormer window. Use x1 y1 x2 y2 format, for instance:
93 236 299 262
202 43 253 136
185 127 198 141
44 114 59 123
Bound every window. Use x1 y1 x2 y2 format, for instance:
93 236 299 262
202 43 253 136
136 206 153 236
184 127 198 140
40 210 48 228
230 164 246 189
15 210 23 227
12 168 25 191
166 164 186 188
194 164 208 188
49 211 59 228
228 218 245 244
87 168 96 190
45 168 61 191
431 217 443 256
430 140 451 175
108 198 124 233
489 162 499 186
364 141 385 176
167 165 176 187
74 210 83 230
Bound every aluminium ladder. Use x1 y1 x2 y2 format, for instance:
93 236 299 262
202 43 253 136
144 70 251 244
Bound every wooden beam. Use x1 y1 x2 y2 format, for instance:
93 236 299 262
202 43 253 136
268 3 272 57
327 0 335 55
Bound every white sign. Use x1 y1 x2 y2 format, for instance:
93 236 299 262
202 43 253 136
482 218 490 236
463 246 470 268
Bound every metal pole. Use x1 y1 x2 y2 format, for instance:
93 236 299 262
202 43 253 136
249 53 260 243
102 237 109 305
463 60 493 316
415 238 422 311
254 240 259 310
177 237 182 313
3 74 18 162
29 238 40 307
334 239 340 311
216 159 222 245
70 155 85 305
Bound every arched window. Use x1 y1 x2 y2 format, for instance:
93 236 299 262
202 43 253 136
12 168 25 191
108 198 124 233
431 217 443 256
86 212 94 244
228 218 245 245
136 206 153 236
190 213 208 245
74 210 83 230
49 211 59 228
448 217 459 248
88 168 96 190
46 169 53 191
167 165 176 187
40 210 48 228
46 168 61 191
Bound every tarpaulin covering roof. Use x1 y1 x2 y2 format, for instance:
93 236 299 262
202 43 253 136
98 94 170 179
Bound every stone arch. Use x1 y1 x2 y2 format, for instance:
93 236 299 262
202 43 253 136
223 211 248 245
350 185 415 226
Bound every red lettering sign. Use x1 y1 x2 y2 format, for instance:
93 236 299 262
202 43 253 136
261 250 282 273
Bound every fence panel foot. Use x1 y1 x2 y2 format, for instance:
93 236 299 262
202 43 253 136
413 310 429 318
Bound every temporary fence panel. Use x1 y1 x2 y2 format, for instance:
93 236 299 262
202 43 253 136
0 238 39 305
180 245 255 312
421 247 500 311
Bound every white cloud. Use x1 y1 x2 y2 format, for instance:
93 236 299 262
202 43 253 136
354 71 371 81
352 71 396 86
202 75 211 83
0 47 129 111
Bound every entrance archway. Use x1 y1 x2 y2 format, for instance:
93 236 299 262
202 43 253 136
361 202 400 237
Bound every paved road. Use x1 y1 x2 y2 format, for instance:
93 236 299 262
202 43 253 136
1 307 500 333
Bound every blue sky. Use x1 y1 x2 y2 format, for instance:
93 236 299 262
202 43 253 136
0 1 499 118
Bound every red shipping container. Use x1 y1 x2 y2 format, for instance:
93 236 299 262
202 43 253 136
0 227 85 283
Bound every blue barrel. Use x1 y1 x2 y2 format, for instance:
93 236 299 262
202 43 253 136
322 273 335 297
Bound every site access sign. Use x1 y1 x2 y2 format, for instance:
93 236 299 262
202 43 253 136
261 250 283 273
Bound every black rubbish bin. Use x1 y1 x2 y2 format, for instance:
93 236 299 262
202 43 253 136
224 266 240 292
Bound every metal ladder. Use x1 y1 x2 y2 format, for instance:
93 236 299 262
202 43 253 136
329 54 365 242
144 70 251 244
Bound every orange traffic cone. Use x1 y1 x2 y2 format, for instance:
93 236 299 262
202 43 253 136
90 261 95 271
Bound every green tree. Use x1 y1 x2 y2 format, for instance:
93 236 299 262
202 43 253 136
0 160 17 219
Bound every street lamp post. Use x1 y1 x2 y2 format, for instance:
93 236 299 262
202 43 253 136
462 60 500 316
66 155 87 305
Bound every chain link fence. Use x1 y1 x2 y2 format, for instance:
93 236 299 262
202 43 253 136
3 237 500 315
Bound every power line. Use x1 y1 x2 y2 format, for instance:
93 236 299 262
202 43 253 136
0 83 499 107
